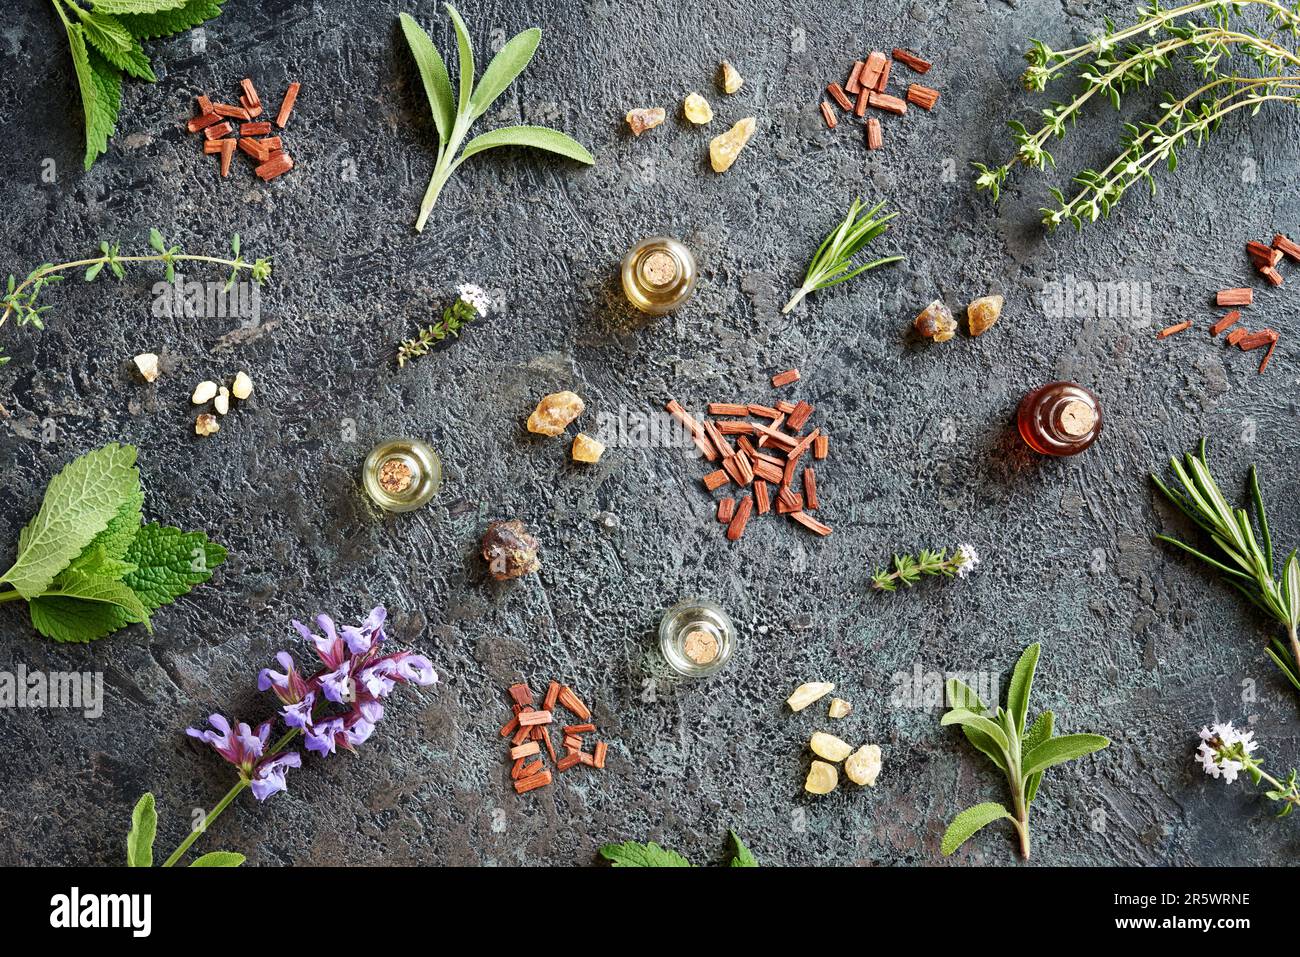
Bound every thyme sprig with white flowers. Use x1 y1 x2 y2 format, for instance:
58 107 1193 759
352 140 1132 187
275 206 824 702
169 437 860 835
871 544 979 592
1196 721 1300 817
974 0 1300 229
1151 439 1300 695
782 198 903 314
0 230 271 366
396 283 491 367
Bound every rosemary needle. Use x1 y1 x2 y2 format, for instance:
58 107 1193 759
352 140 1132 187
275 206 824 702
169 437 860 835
1152 439 1300 696
782 198 903 314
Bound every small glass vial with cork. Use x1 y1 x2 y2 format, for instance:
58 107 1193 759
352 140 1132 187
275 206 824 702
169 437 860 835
658 598 735 678
1016 382 1102 456
362 438 442 511
621 236 697 315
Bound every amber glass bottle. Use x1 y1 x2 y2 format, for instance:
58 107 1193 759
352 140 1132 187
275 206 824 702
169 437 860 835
620 237 697 314
1017 382 1102 456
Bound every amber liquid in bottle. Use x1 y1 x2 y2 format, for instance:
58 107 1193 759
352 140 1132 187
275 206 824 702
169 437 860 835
1017 382 1102 456
620 237 697 315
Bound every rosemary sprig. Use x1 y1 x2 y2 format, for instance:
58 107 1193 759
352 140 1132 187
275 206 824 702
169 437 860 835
974 0 1300 229
1 230 272 366
1151 439 1300 695
871 545 978 592
781 198 903 314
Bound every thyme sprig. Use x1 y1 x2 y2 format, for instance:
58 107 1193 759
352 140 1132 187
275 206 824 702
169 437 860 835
0 230 271 365
782 198 903 314
396 284 490 367
1152 439 1300 695
871 545 978 592
974 0 1300 229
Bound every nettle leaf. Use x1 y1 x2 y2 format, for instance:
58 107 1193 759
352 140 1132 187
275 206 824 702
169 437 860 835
399 12 455 144
941 803 1014 856
29 594 134 643
469 27 540 120
0 443 140 599
62 488 145 578
83 43 123 170
598 840 692 867
118 0 225 41
126 792 157 867
42 573 150 626
189 851 245 867
455 125 595 167
1021 733 1110 777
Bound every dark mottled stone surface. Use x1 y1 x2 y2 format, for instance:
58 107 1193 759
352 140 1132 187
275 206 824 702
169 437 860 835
1 0 1298 867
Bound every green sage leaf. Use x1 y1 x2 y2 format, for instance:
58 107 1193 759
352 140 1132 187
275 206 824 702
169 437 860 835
940 708 1010 752
189 851 245 867
126 792 157 867
1021 733 1110 778
469 27 540 120
941 802 1014 856
456 124 594 166
443 2 475 116
399 12 455 143
1007 642 1040 736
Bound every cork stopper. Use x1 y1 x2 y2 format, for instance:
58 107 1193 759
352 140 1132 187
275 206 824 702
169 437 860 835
1058 399 1096 437
641 250 678 287
683 628 719 665
378 458 414 494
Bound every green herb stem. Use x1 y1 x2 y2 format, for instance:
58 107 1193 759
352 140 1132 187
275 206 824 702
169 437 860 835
161 727 300 868
0 587 22 604
782 198 902 314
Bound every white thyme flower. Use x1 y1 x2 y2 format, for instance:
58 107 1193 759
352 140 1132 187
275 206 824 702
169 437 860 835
457 283 491 317
954 543 980 578
1196 722 1256 783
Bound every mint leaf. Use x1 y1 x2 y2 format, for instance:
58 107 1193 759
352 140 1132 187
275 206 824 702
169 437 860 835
80 11 156 81
941 802 1015 856
728 831 758 867
598 840 692 867
120 523 226 613
45 573 149 624
126 793 157 867
189 851 244 867
119 0 225 40
62 487 144 579
29 594 135 643
91 0 187 13
0 443 139 599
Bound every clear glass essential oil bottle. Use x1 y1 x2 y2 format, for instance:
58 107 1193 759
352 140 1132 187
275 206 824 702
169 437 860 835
658 598 735 678
621 236 697 315
1017 382 1102 456
362 438 442 511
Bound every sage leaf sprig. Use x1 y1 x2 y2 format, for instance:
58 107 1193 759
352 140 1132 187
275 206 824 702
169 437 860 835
50 0 229 169
782 198 903 314
127 793 245 867
398 6 595 232
1151 439 1300 695
0 229 271 365
941 643 1110 859
975 1 1300 229
0 443 226 643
